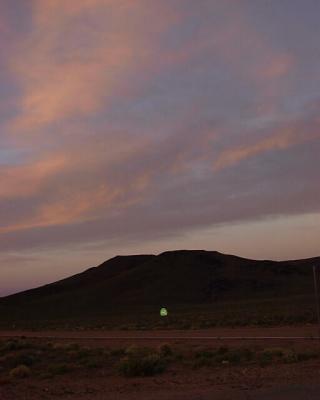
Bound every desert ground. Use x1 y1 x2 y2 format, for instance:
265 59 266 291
1 326 320 400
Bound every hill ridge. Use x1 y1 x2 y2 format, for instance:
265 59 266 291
0 250 318 324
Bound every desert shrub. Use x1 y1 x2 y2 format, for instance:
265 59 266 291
48 363 71 375
110 348 126 357
282 350 298 364
13 352 37 367
262 347 285 358
124 345 141 356
195 350 215 359
81 359 102 369
39 342 53 351
0 352 37 369
258 347 318 365
51 343 65 351
39 372 54 380
118 353 166 377
64 343 80 351
74 348 91 359
194 346 254 366
91 347 106 356
259 348 312 364
216 346 229 355
222 350 243 364
193 356 213 368
259 351 273 367
79 351 107 369
125 346 154 358
159 344 173 357
9 365 31 379
258 347 285 366
194 347 241 368
52 342 80 352
1 339 31 353
296 350 319 362
173 351 184 361
235 348 254 362
217 348 253 364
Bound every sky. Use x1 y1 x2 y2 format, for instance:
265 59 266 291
0 0 320 296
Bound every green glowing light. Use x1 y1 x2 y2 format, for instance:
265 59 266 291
160 307 168 317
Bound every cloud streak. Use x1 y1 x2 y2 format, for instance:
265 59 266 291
10 0 177 133
214 111 320 170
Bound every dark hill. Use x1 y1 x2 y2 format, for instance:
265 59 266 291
0 250 319 325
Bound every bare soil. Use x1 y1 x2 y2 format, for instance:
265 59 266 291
1 326 320 400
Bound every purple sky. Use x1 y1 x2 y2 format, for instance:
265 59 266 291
1 0 320 296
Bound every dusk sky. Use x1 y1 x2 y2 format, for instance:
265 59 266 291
1 0 320 296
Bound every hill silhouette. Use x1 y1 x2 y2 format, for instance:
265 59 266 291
0 250 318 327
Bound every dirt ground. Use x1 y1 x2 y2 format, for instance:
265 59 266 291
1 326 320 400
0 324 319 343
0 325 319 355
1 359 320 400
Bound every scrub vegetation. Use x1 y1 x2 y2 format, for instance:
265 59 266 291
1 338 319 382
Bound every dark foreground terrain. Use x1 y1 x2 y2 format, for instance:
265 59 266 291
0 250 319 329
1 327 320 400
1 251 320 398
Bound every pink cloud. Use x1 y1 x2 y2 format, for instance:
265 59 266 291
9 0 178 133
0 155 67 199
214 116 320 170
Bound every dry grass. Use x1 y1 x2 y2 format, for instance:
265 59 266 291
0 338 320 382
